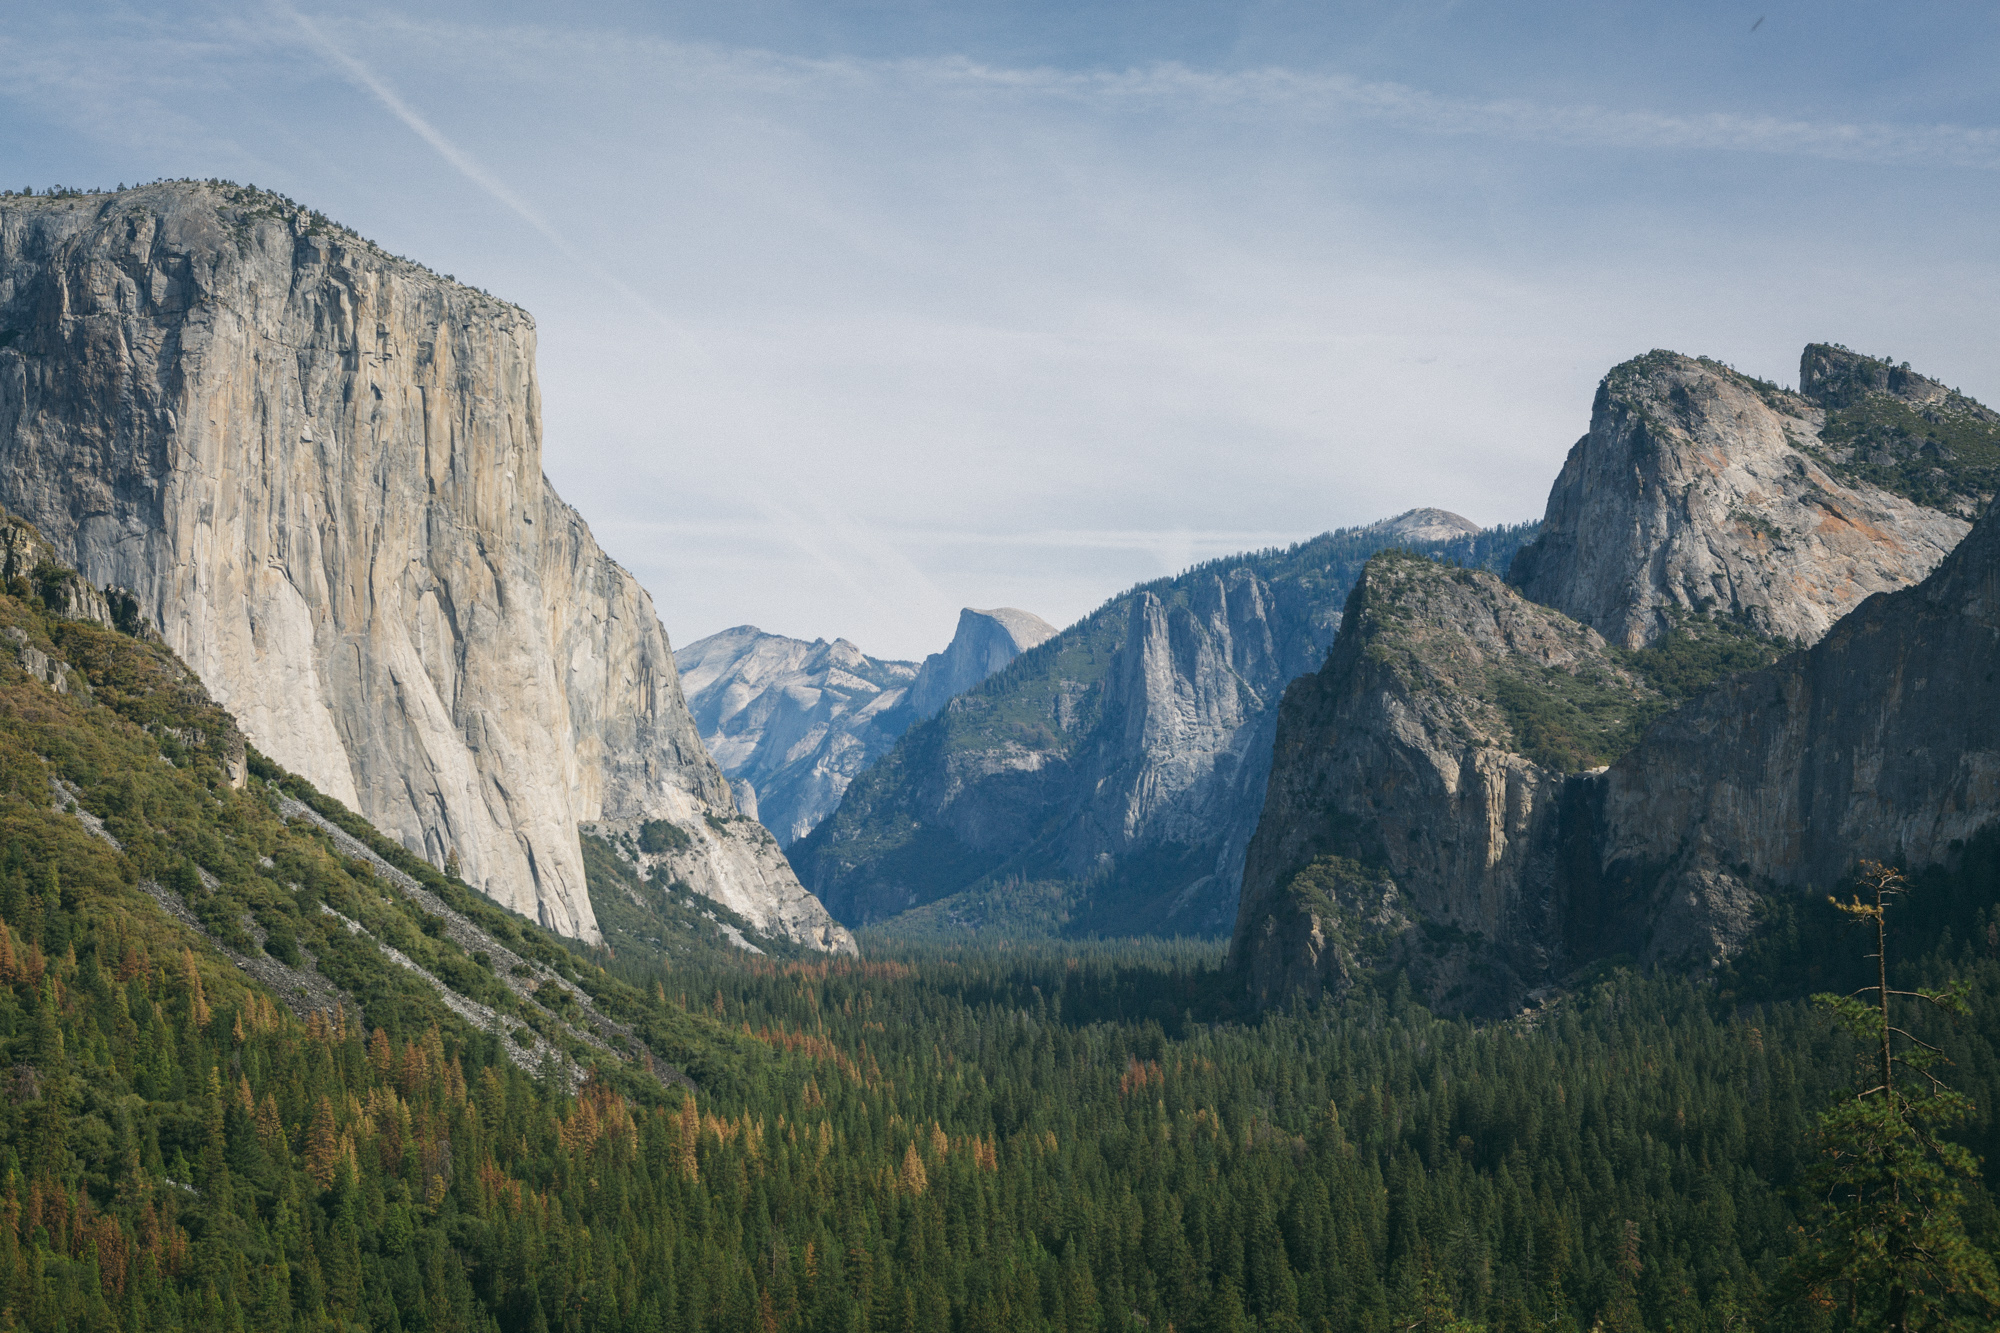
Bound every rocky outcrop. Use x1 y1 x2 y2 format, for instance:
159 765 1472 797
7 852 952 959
904 607 1057 720
1510 350 1969 649
1360 507 1481 544
794 513 1539 937
1233 345 2000 1014
584 807 857 954
676 609 1055 849
1795 343 2000 521
675 627 918 845
0 182 849 951
1569 494 2000 968
1229 551 1659 1013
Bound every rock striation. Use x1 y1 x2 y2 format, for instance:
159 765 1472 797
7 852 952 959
1229 551 1659 1013
1570 493 2000 969
1509 350 1968 649
903 607 1058 721
1234 344 1999 1013
675 627 918 845
0 182 850 951
793 514 1539 937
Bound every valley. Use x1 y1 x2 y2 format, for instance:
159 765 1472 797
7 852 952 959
0 180 1995 1331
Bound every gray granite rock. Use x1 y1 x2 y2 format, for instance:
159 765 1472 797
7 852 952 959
1228 551 1647 1013
0 182 849 951
674 626 917 845
1572 494 2000 968
794 513 1538 937
1510 350 1968 648
1233 346 1998 1013
904 607 1057 720
676 608 1055 850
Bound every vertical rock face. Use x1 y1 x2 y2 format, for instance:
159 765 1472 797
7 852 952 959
1229 552 1658 1013
1234 344 2000 1013
674 609 1056 849
1509 350 1969 649
674 626 918 845
904 607 1058 720
793 514 1540 937
1572 495 2000 968
0 182 849 950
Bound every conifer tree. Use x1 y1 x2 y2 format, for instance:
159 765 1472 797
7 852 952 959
1782 862 2000 1331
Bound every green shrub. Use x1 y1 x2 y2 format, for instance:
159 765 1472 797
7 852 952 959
638 818 691 855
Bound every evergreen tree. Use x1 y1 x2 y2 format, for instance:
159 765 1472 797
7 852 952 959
1782 863 2000 1331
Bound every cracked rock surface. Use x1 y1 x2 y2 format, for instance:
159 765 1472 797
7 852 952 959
1511 349 1968 649
0 183 845 948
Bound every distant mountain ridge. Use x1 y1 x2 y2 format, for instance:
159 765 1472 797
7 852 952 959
791 511 1539 939
1231 345 1995 1014
675 607 1054 847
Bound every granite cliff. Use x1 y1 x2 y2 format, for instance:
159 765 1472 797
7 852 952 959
1229 551 1665 1013
903 607 1058 720
1570 492 2000 969
676 607 1053 849
792 512 1538 938
1233 345 1996 1012
675 627 918 845
1510 349 1972 649
0 181 852 953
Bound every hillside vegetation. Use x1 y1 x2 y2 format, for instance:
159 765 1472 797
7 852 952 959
796 520 1542 941
0 513 1994 1331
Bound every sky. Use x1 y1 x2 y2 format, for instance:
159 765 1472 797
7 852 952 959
3 2 1997 660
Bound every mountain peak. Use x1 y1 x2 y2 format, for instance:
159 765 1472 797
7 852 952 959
1509 345 1970 647
1370 508 1482 544
906 607 1059 720
1801 342 1954 411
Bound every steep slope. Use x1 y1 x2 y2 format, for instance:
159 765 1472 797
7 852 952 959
792 512 1538 938
1234 343 1997 1014
674 627 917 844
1509 348 1970 648
0 506 751 1084
903 606 1058 720
1569 494 2000 969
0 182 848 951
673 607 1054 851
1229 551 1669 1014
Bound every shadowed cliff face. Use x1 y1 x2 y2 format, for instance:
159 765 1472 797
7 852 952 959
1228 552 1656 1014
1235 346 1998 1013
1510 351 1968 649
1572 495 2000 969
792 514 1539 939
0 182 852 952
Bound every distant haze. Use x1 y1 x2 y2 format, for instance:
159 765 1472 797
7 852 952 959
4 2 1997 658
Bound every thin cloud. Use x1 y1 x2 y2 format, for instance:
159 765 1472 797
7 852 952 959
327 13 2000 171
278 4 639 303
393 18 1999 172
896 60 2000 171
276 3 954 629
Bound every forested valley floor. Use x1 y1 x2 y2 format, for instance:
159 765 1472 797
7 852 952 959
10 829 2000 1333
2 555 1999 1332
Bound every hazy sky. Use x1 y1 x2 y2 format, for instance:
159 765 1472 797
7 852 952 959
4 2 1997 659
